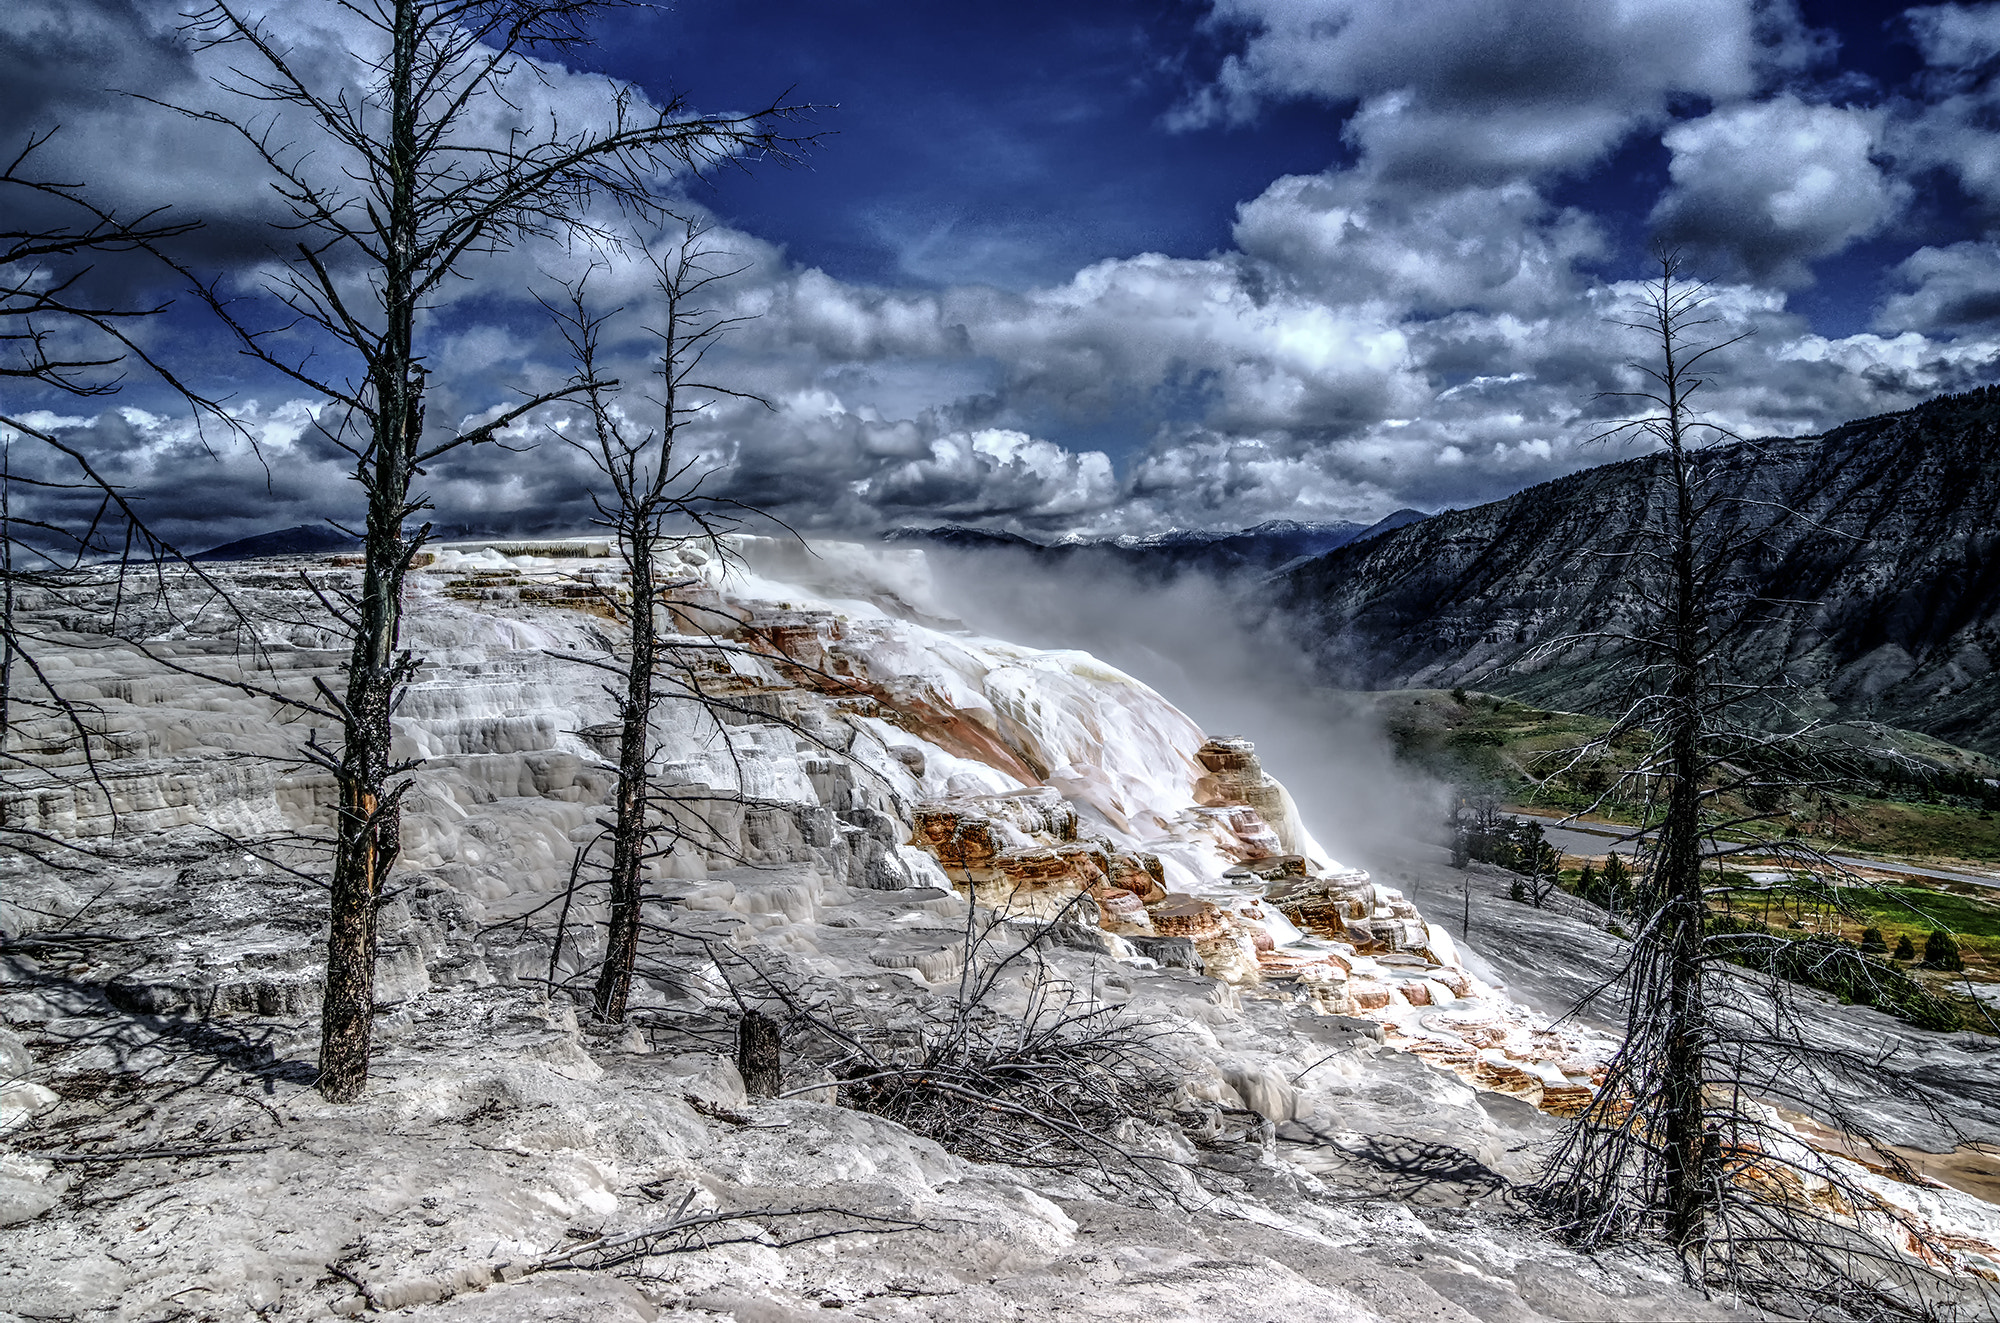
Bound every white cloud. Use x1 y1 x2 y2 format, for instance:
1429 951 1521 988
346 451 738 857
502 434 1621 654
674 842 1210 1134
1892 5 2000 212
1652 96 1905 285
1877 241 2000 334
6 0 1997 549
1906 2 2000 70
972 252 1422 437
858 429 1118 524
1232 174 1604 315
1175 0 1797 185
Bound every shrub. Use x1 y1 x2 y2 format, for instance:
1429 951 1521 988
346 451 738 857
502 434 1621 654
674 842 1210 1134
1859 927 1887 954
1510 879 1528 903
1894 934 1917 961
1922 929 1965 972
1705 915 1960 1032
758 896 1191 1194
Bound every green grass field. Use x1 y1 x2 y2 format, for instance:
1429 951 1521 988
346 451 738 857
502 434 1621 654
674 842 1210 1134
1372 688 2000 865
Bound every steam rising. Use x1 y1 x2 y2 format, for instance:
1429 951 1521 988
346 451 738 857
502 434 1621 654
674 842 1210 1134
909 545 1446 872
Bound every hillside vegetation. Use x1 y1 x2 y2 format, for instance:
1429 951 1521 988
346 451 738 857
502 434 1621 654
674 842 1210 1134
1288 388 2000 757
1373 688 2000 865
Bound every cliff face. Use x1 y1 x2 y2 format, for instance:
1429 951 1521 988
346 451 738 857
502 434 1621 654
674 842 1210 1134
1279 388 2000 754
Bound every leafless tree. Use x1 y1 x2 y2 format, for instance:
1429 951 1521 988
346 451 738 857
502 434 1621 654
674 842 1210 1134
152 0 809 1101
0 131 234 866
547 219 773 1023
1530 255 1980 1318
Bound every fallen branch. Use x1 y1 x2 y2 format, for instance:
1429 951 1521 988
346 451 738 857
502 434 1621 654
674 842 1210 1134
524 1188 922 1274
34 1143 276 1164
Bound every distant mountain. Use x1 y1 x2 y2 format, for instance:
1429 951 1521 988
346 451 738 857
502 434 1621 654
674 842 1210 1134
1277 387 2000 756
887 509 1429 578
192 524 358 561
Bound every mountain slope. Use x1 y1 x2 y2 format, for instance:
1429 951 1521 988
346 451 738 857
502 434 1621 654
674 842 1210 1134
192 522 357 560
889 509 1429 579
1278 387 2000 755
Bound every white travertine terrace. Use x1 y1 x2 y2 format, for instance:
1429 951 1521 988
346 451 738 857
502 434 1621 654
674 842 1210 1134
0 536 1994 1317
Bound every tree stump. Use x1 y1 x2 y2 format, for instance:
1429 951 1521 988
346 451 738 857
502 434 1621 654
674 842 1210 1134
737 1010 782 1098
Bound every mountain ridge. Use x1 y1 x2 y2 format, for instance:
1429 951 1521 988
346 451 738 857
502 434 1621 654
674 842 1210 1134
886 508 1429 576
1276 386 2000 756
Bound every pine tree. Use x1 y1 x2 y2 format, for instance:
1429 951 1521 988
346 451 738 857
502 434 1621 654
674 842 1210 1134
1921 930 1964 973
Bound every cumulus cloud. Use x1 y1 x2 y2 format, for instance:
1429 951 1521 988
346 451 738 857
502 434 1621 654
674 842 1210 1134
1877 241 2000 335
857 429 1118 527
1174 0 1808 185
1232 175 1604 315
974 253 1421 437
1652 96 1905 285
1893 4 2000 213
4 0 1997 552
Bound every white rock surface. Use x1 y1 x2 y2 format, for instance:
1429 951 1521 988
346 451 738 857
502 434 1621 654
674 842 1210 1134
0 537 1984 1317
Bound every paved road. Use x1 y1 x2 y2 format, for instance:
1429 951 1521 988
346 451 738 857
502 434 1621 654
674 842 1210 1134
1509 808 2000 892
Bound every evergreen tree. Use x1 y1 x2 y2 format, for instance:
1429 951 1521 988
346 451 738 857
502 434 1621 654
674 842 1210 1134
1922 930 1964 973
1599 851 1634 913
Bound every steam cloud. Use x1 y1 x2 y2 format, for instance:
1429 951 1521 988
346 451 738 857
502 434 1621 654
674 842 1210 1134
911 544 1447 872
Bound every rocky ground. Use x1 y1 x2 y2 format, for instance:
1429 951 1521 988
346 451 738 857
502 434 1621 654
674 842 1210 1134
0 538 1994 1320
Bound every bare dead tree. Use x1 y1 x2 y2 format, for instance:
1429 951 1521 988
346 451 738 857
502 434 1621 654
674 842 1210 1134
0 130 206 410
709 893 1197 1198
0 131 250 866
149 0 810 1101
547 219 776 1023
1529 255 1985 1318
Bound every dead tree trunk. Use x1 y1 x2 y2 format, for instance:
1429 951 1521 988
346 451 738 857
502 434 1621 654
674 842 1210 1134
1653 313 1713 1249
164 0 806 1100
592 512 656 1022
736 1010 782 1098
1528 256 1976 1315
553 220 768 1025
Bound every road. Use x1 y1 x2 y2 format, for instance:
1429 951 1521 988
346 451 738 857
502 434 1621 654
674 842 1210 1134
1509 808 2000 893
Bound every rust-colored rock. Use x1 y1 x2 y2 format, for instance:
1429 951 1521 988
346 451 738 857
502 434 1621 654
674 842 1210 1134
1107 850 1166 901
1150 894 1225 941
1235 855 1309 881
1473 1060 1543 1094
1350 981 1395 1010
1193 738 1298 857
908 792 1115 921
1540 1085 1596 1117
1093 887 1149 921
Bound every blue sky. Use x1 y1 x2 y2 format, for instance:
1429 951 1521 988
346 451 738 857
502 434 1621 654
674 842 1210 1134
616 0 1343 290
637 0 1954 324
5 0 2000 545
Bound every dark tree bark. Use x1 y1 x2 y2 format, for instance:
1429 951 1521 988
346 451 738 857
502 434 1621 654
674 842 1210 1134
162 0 806 1101
1530 257 1971 1315
1653 326 1712 1246
736 1010 782 1098
552 220 766 1024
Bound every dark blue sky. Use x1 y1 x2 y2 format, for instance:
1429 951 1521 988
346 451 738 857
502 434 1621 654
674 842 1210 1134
601 0 1337 288
596 0 1969 336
